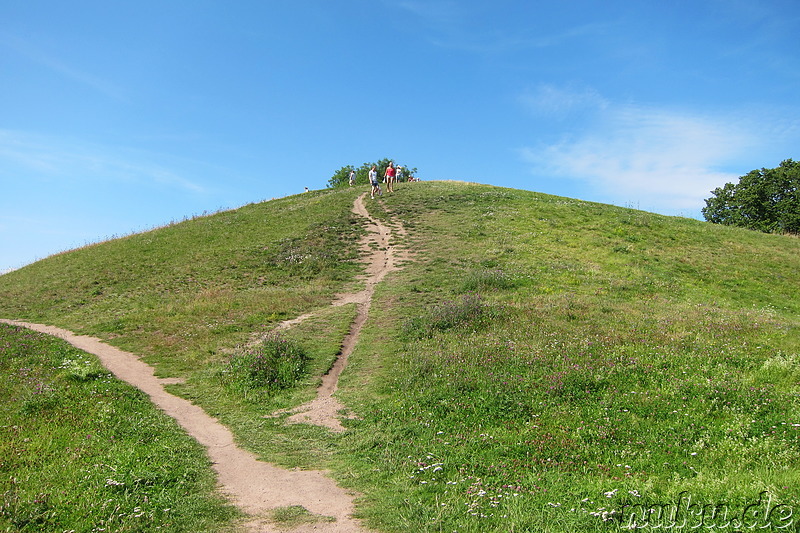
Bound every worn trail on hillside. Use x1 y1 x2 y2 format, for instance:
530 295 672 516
0 192 407 532
275 192 409 431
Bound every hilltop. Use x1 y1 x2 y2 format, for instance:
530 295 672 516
2 181 799 531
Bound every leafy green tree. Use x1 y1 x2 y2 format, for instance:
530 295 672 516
327 159 417 188
327 165 356 188
702 159 800 234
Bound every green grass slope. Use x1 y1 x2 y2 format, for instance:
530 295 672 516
0 323 239 532
339 182 800 532
0 187 364 374
2 181 800 532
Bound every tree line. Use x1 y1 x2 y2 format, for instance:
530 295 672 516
327 158 418 188
703 159 799 234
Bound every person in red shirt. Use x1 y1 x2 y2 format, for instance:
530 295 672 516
384 162 396 193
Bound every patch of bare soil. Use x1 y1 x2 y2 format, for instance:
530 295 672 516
0 192 409 532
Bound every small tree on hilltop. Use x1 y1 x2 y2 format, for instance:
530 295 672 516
702 159 800 234
327 159 417 188
328 165 357 188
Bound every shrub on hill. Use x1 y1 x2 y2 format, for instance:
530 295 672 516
225 334 309 392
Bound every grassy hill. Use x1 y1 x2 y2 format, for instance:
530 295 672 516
2 181 800 531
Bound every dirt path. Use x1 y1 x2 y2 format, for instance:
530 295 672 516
0 192 407 532
279 192 408 431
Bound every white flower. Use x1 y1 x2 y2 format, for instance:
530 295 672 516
604 489 618 498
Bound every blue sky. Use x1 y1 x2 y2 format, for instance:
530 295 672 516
2 0 798 272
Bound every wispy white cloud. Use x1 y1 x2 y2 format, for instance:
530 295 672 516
0 130 207 193
38 55 128 102
519 83 609 117
390 0 461 23
519 95 766 214
524 22 614 50
387 2 610 54
1 33 129 102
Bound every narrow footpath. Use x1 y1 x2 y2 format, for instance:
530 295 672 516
1 192 408 532
279 192 408 431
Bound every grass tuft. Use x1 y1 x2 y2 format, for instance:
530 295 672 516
224 334 309 392
270 505 335 527
402 292 499 340
460 268 516 292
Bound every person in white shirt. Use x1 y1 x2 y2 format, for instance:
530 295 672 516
369 166 381 198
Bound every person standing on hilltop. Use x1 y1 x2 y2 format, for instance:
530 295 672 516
384 162 396 193
396 165 404 183
349 169 356 186
369 165 381 199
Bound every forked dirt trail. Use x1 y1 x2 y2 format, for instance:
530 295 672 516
279 192 409 431
0 192 407 532
0 319 362 532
